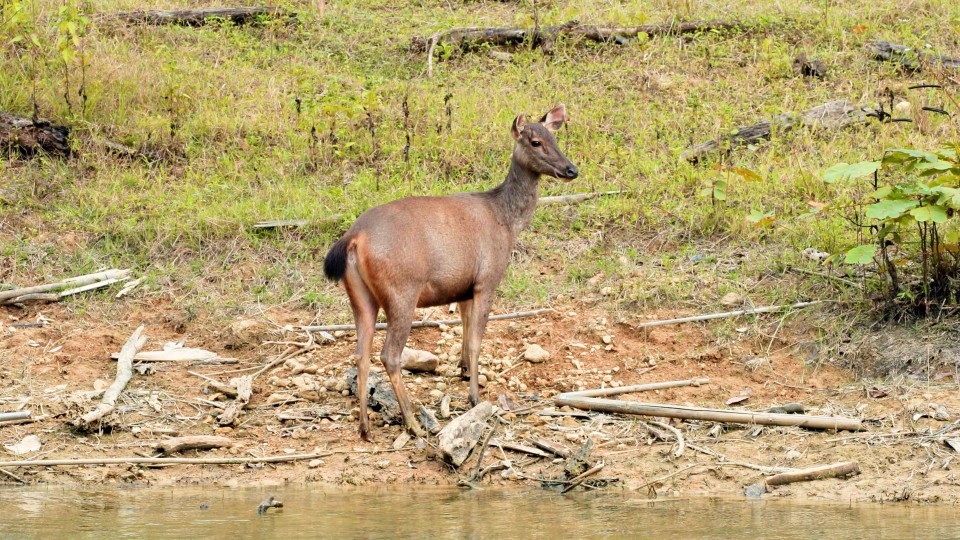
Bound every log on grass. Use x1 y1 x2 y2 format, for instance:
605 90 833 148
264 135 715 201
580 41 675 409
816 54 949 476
110 7 295 26
866 40 960 72
0 112 70 157
682 100 874 163
157 435 235 455
555 394 862 431
75 325 147 427
412 20 743 52
765 461 860 486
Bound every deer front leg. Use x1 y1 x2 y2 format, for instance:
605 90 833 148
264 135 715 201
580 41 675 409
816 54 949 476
465 289 495 406
458 298 473 379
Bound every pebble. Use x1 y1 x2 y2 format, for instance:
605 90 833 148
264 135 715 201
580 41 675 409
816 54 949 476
523 344 551 363
478 374 488 387
308 459 324 468
602 335 612 344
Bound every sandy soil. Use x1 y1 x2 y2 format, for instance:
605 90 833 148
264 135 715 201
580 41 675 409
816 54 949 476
1 298 958 504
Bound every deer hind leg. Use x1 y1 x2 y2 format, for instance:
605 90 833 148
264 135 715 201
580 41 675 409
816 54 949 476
381 298 426 437
465 288 496 406
457 298 473 379
344 265 379 441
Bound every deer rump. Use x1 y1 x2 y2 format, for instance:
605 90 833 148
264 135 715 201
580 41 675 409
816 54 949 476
324 193 509 309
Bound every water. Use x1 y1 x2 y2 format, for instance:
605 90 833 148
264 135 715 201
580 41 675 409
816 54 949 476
1 486 958 539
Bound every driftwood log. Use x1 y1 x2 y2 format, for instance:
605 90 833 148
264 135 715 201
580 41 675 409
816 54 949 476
75 325 147 427
412 20 742 52
108 7 294 26
156 435 235 455
683 100 877 162
0 112 70 157
765 461 860 486
866 40 960 72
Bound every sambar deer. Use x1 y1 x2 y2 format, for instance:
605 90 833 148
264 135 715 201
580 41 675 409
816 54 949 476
324 104 578 440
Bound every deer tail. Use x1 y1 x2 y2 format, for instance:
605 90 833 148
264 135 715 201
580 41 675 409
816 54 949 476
323 235 353 282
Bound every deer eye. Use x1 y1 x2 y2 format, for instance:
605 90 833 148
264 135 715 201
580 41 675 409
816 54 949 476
531 140 542 147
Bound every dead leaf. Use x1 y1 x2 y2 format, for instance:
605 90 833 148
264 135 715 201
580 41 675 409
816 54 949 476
726 388 752 405
852 25 869 33
867 386 889 398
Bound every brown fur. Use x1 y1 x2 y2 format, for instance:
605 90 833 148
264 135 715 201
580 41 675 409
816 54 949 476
324 105 578 440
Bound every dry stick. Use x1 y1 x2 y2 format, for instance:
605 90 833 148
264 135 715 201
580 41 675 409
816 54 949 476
0 269 130 303
561 461 605 493
634 464 702 492
302 308 553 333
765 461 860 486
0 449 403 468
649 420 685 457
58 277 126 298
526 438 571 458
687 443 793 474
634 301 826 329
75 325 147 426
566 378 709 398
469 424 498 482
0 411 31 422
0 467 26 484
538 190 628 205
557 394 861 431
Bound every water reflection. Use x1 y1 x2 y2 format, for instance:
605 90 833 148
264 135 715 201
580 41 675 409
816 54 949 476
0 486 957 539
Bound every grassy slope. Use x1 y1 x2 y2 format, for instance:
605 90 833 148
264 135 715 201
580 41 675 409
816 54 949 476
1 0 959 329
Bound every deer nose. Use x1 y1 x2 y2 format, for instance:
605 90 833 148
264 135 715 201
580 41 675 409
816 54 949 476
564 164 579 179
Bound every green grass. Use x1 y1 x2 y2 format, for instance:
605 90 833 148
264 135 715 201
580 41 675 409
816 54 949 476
1 0 959 327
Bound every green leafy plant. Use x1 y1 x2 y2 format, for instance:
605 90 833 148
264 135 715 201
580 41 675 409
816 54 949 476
825 145 960 311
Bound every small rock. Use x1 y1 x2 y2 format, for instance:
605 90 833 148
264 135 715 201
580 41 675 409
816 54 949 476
401 348 439 373
393 432 411 450
523 344 550 363
477 374 488 387
745 483 767 498
599 286 613 296
376 460 390 470
601 335 612 345
4 434 41 455
452 326 463 336
720 292 742 306
785 449 802 461
439 394 451 419
308 459 324 468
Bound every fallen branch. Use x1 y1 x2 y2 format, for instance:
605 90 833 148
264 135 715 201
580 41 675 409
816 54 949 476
0 411 31 422
0 449 401 468
634 301 825 329
765 461 860 486
0 269 131 304
108 7 295 26
490 440 552 458
157 435 235 455
0 112 70 157
866 40 960 72
687 443 793 474
303 308 552 333
59 277 126 298
634 464 702 491
257 496 283 515
526 438 571 458
648 420 685 457
538 191 628 206
0 468 26 484
682 100 876 163
567 377 709 398
75 325 147 427
561 461 605 493
217 376 252 426
556 394 861 431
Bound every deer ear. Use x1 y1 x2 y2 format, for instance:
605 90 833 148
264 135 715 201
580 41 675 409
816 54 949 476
510 114 526 140
539 104 568 132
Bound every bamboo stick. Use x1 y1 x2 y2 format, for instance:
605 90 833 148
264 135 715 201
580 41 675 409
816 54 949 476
302 308 553 333
0 269 130 303
765 461 860 486
566 378 709 398
0 449 400 468
58 277 125 298
634 301 826 329
0 411 31 422
555 394 861 431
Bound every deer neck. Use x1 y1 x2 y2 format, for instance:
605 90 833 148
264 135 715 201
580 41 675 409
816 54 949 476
489 159 541 237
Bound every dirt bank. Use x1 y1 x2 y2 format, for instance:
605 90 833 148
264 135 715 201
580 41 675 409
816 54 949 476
1 299 958 504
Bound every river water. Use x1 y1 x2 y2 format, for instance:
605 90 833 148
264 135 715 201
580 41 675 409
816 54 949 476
1 486 957 539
